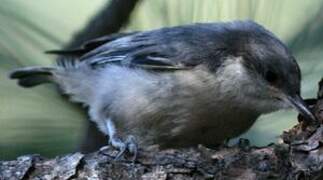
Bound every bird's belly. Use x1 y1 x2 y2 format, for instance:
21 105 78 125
102 66 259 148
123 106 259 148
157 113 258 148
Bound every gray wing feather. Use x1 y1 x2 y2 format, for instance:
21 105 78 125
48 21 265 71
81 28 208 70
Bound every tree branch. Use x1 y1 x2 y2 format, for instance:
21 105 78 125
66 0 141 49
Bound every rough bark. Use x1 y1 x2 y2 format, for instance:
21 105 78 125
1 78 323 180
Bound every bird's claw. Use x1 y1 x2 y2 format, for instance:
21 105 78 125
101 135 138 162
114 135 138 162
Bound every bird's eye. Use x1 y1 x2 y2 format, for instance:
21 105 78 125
265 70 278 84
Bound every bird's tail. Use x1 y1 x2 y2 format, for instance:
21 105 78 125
9 66 55 88
9 59 95 104
9 57 81 88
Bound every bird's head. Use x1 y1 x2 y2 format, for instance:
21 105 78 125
216 21 315 121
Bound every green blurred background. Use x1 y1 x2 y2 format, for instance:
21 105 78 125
0 0 322 160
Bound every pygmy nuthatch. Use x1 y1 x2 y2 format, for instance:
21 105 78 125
10 20 315 157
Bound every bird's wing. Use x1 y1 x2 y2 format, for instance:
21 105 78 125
46 32 138 57
81 27 214 70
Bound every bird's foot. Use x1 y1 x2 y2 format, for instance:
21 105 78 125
100 135 138 162
115 135 138 161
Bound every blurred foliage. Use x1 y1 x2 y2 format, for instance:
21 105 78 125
0 0 322 160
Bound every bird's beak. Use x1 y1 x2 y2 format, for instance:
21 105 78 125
286 95 316 121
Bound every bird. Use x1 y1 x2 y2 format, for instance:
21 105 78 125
9 20 315 158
